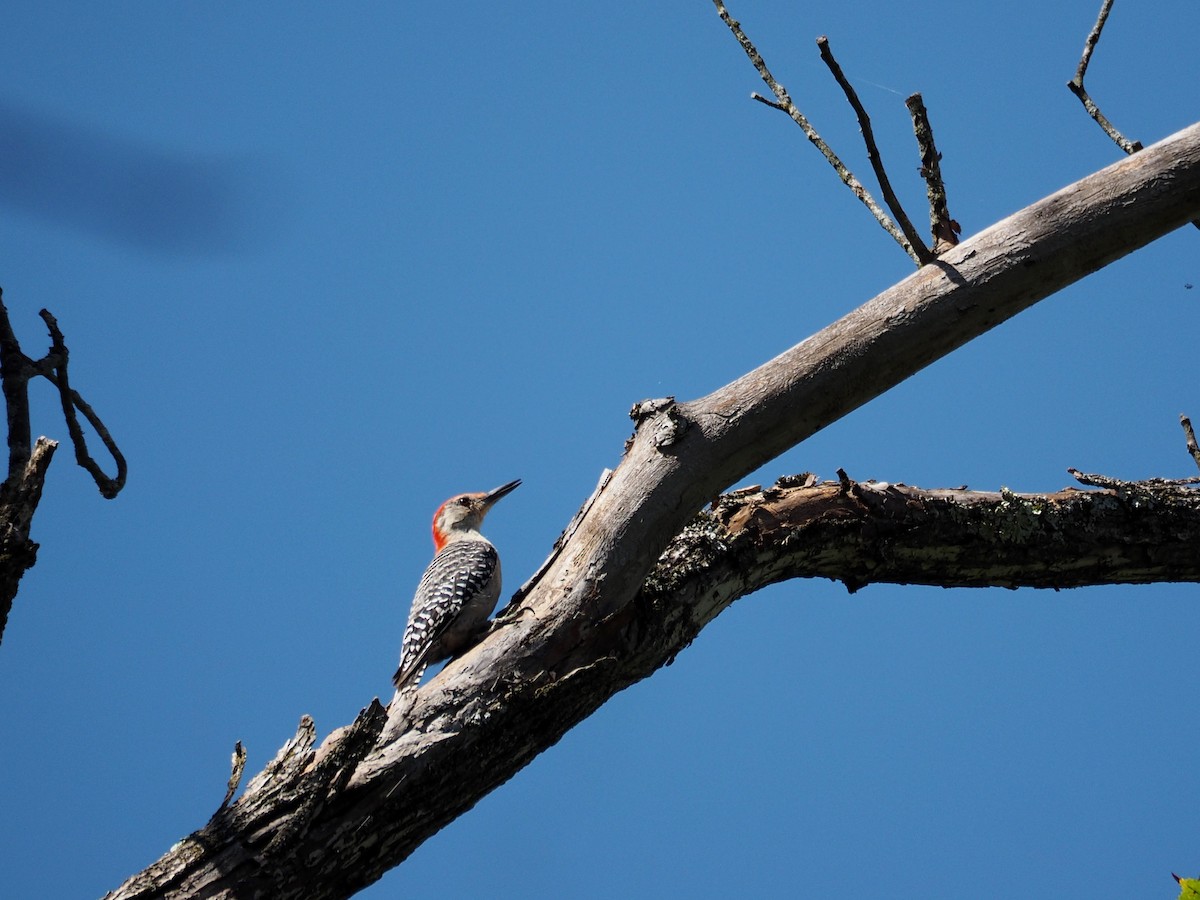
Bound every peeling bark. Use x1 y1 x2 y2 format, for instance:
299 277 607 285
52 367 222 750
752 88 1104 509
675 476 1200 595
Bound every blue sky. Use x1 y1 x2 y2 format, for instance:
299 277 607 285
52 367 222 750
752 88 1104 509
0 3 1197 898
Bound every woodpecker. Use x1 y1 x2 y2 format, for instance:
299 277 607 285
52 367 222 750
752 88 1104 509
392 479 521 694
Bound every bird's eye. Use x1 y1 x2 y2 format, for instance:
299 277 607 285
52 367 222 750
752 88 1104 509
457 497 471 507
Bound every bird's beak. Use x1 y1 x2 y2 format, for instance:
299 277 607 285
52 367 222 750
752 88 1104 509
482 479 521 508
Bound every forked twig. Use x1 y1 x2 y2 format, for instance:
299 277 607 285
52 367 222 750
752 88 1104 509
712 1 922 265
1068 0 1143 155
816 36 932 264
37 310 127 499
1067 0 1197 231
0 291 127 499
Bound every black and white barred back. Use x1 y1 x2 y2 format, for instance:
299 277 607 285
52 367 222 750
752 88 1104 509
392 539 501 692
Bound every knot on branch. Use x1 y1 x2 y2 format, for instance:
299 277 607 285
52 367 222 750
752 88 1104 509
628 396 688 450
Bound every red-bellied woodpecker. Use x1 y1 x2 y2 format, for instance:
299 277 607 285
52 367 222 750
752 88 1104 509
392 479 520 695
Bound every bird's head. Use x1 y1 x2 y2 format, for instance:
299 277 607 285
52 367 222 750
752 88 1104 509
431 479 521 551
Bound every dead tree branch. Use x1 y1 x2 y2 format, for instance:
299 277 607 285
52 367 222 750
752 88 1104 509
697 474 1200 593
1069 415 1200 488
0 294 38 477
816 36 933 264
106 471 1200 900
0 295 126 646
1068 0 1143 155
0 294 126 500
1181 414 1200 473
1067 1 1198 231
0 437 56 645
906 93 961 252
104 121 1200 900
712 2 922 264
37 309 127 499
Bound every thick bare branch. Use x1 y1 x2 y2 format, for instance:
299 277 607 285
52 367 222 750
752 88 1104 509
105 471 1200 899
699 476 1200 593
712 1 921 263
105 121 1200 900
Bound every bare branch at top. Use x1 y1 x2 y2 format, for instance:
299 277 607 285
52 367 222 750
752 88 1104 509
816 35 933 264
711 1 923 265
1068 0 1143 155
905 93 961 253
1067 1 1198 233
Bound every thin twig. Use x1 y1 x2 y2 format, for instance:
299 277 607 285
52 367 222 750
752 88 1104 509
1181 414 1200 473
1068 0 1143 155
750 92 786 112
816 36 932 265
1073 0 1111 82
1069 415 1200 487
905 93 961 253
0 295 126 498
711 1 921 265
1068 468 1124 489
1068 1 1197 230
1069 467 1200 489
38 310 127 499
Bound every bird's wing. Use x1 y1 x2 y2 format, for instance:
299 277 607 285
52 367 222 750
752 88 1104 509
392 541 498 691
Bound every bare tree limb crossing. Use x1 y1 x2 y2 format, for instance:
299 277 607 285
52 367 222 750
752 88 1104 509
105 121 1200 900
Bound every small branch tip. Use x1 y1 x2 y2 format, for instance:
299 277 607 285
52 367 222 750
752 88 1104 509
220 741 248 812
817 34 931 264
1068 0 1144 156
714 0 921 264
905 93 960 253
1180 414 1200 473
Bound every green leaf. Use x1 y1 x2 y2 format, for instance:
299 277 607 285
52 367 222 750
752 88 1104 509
1174 873 1200 900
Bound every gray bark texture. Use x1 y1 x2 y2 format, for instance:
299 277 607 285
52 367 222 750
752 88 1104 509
0 437 56 643
104 121 1200 900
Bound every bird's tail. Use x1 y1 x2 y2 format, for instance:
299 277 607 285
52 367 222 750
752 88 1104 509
382 669 423 741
